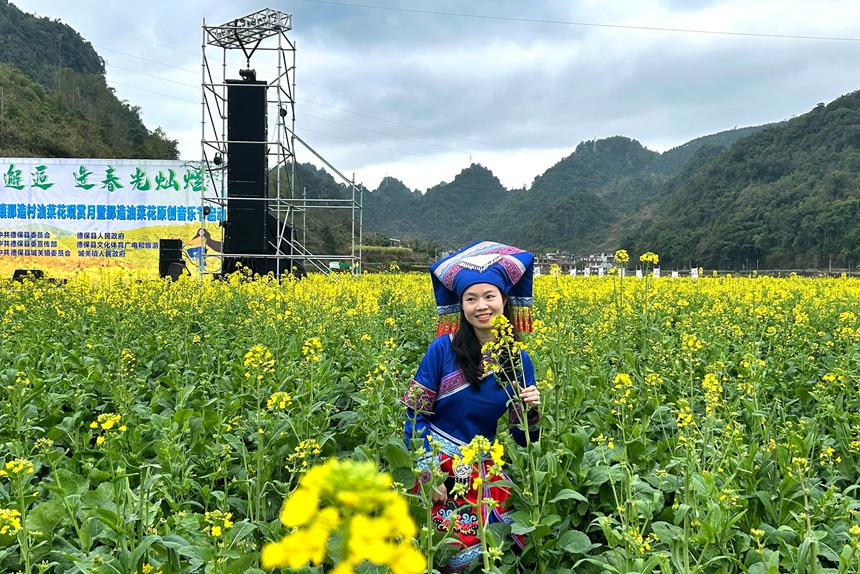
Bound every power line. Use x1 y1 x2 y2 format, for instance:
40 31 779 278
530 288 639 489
301 99 535 154
299 128 460 165
92 44 198 74
59 19 200 56
96 43 565 151
96 46 527 155
302 79 576 146
106 63 198 90
301 113 472 156
108 80 198 104
298 0 860 43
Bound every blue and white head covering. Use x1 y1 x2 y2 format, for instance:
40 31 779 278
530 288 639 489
430 240 534 334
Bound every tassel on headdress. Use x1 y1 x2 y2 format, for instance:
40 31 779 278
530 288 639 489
430 240 535 336
436 314 461 335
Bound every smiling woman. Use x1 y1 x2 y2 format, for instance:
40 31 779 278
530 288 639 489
460 282 506 343
402 240 541 573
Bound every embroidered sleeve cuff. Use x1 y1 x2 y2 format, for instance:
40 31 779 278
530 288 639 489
401 380 436 412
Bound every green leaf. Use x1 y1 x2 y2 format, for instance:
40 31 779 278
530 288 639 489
50 468 90 496
130 534 162 567
226 521 257 544
510 510 535 535
383 437 413 470
651 521 682 541
673 504 691 525
549 488 587 504
557 529 595 554
27 500 65 535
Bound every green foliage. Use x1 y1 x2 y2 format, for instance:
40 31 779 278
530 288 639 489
5 273 860 573
0 2 178 159
0 0 103 86
636 91 860 269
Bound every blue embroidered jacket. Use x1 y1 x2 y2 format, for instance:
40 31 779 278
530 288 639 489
401 334 540 459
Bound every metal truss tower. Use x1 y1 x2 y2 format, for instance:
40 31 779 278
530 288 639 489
199 8 362 277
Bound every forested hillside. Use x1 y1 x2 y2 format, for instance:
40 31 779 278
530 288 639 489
632 92 860 269
0 0 177 159
355 90 860 270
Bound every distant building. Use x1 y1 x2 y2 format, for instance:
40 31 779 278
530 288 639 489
534 251 576 274
577 252 615 274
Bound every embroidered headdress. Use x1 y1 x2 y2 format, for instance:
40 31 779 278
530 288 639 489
430 240 534 335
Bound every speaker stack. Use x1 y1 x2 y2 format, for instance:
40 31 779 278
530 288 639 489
158 239 187 280
221 212 305 278
225 78 268 255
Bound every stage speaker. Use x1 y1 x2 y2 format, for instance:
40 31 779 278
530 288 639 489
166 261 188 281
221 212 306 278
224 200 267 254
158 239 183 277
12 269 44 281
227 180 267 198
226 79 267 192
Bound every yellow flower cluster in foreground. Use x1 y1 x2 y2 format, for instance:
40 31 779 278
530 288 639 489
262 458 425 574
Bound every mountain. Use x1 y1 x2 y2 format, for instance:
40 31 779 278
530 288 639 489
632 92 860 269
269 98 859 268
0 0 177 159
362 176 423 237
357 127 771 256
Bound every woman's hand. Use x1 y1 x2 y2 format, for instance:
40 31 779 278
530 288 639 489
432 482 448 504
520 385 541 407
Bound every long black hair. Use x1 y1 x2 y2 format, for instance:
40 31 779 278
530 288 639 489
451 296 520 390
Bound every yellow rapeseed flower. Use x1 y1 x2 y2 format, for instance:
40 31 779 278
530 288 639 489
302 338 323 362
0 508 21 534
204 510 233 538
0 458 34 477
262 459 424 574
267 391 293 410
639 251 659 266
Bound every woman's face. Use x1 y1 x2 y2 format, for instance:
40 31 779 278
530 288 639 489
461 283 505 339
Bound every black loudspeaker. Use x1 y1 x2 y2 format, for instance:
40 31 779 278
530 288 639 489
166 261 188 281
225 79 268 255
12 269 44 281
158 239 183 277
223 201 267 254
226 79 267 191
221 212 306 278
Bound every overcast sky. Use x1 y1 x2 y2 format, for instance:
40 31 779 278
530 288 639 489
10 0 860 192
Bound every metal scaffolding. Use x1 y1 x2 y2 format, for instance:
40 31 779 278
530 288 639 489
198 8 362 277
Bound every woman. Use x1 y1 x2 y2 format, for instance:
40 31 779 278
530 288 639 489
401 241 540 572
